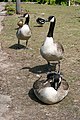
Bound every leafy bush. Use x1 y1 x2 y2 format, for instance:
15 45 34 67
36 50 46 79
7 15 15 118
3 0 79 6
5 3 15 15
47 0 55 5
76 0 80 2
75 0 80 3
37 0 47 4
12 0 16 2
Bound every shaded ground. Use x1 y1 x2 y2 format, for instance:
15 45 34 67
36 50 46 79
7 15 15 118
0 2 80 120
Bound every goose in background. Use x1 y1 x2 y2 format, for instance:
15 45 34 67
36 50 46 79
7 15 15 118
36 17 47 27
40 16 64 73
33 72 69 104
16 13 31 49
17 18 24 28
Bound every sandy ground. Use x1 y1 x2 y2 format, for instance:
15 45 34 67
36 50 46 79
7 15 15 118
0 2 12 120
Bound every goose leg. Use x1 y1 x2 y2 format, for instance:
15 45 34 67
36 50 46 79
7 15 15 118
18 39 20 49
18 39 20 45
58 61 60 73
48 61 50 66
26 40 32 50
48 62 57 72
26 40 28 48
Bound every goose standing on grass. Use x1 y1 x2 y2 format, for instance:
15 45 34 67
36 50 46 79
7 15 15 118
16 13 31 49
40 16 64 73
33 72 69 104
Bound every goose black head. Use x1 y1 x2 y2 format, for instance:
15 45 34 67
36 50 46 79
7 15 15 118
47 16 56 23
47 72 61 90
23 13 30 25
36 17 48 25
47 16 56 37
19 13 30 25
23 13 29 18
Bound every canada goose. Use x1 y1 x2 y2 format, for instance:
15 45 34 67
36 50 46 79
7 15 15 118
40 16 64 73
17 18 24 28
16 13 31 48
33 72 69 104
36 17 47 27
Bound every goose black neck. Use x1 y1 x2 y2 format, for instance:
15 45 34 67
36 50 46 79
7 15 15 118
47 21 55 38
25 17 29 25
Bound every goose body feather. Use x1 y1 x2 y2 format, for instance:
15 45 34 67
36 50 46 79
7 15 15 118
40 37 64 62
16 13 31 48
33 76 69 104
40 16 64 72
17 24 31 40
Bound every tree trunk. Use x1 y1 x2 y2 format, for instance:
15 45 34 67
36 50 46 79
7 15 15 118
16 0 21 14
68 0 70 6
67 0 70 6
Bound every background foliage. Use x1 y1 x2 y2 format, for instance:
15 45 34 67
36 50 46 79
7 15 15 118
1 0 80 5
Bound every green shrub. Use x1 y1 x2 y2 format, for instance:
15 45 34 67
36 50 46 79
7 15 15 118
5 3 15 15
47 0 55 5
76 0 80 2
6 11 14 15
37 0 47 4
75 0 80 3
61 2 67 6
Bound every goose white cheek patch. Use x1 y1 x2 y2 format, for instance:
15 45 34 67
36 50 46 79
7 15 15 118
50 17 55 22
25 14 28 18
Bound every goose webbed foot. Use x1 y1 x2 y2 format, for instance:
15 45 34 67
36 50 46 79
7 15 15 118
25 47 33 50
25 40 33 50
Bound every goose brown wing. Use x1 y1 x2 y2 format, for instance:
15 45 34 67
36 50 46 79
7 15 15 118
61 78 69 90
56 42 64 53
